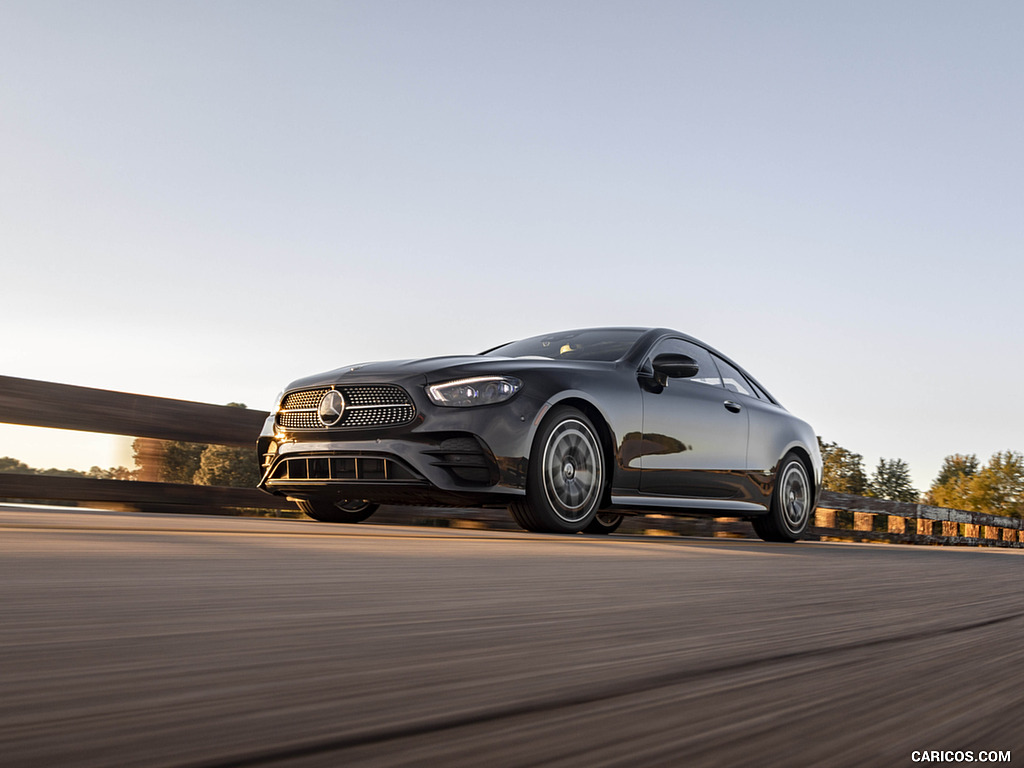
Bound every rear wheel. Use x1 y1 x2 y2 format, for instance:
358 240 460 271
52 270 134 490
297 498 379 524
751 453 811 542
510 406 605 534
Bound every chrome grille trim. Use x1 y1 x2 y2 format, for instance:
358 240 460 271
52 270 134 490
279 411 322 430
280 390 324 410
277 385 416 430
340 386 413 406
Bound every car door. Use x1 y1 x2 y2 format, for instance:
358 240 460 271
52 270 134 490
711 352 788 474
639 338 749 499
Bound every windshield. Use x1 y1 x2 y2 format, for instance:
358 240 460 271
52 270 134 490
483 329 645 362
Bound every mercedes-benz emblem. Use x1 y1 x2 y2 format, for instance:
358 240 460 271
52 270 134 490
317 390 346 427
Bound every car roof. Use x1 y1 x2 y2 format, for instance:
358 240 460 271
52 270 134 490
484 326 781 406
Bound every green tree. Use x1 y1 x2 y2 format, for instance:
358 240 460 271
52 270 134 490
0 457 36 474
867 458 918 502
818 439 868 495
927 453 979 508
0 457 132 480
35 466 89 478
194 444 259 487
86 466 134 481
163 441 208 483
932 453 980 488
192 403 260 487
970 451 1024 518
927 451 1023 517
132 439 208 483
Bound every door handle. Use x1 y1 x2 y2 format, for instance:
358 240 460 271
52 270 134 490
723 400 742 413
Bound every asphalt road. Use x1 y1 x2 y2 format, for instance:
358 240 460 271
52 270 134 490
2 505 1023 768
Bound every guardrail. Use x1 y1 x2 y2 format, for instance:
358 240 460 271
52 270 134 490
1 375 1020 545
811 491 1023 547
0 375 293 514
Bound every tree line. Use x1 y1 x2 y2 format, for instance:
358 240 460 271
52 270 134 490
0 440 258 488
0 456 134 480
819 439 1023 518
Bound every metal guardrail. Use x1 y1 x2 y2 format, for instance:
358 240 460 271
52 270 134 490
1 375 1020 544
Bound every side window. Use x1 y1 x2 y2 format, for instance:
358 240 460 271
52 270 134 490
651 339 722 387
747 377 773 403
713 355 756 398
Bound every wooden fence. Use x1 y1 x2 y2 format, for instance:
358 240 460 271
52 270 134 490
0 375 292 514
1 375 1020 545
810 491 1023 547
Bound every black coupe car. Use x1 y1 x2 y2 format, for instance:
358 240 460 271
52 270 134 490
257 327 821 541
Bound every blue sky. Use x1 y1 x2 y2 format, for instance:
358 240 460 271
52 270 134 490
1 1 1021 492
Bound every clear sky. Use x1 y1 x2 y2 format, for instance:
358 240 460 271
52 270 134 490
1 1 1021 492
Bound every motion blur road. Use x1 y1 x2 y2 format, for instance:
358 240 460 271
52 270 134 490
2 506 1023 768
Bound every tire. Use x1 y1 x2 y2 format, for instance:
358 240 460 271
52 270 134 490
751 453 812 542
297 498 379 524
511 406 606 534
508 501 542 532
585 512 624 535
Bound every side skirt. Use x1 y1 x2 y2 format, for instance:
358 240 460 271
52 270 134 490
609 494 769 516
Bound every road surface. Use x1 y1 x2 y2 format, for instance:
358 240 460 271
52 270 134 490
2 505 1022 767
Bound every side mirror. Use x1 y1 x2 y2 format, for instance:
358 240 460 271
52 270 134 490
652 353 699 379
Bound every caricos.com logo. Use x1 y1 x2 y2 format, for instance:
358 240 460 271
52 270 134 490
912 751 1011 763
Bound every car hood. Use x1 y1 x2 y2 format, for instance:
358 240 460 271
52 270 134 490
284 355 616 391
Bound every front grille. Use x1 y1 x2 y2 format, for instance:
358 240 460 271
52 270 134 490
280 411 321 430
340 406 418 428
280 390 324 410
342 386 412 406
277 385 416 430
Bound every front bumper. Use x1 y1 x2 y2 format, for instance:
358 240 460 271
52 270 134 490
256 386 542 507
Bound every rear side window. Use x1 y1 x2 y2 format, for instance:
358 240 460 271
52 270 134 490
713 356 756 397
747 377 773 403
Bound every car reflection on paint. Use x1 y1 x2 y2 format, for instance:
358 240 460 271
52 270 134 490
257 327 821 541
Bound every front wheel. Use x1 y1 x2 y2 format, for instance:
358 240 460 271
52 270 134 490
297 498 379 524
751 453 812 542
510 406 606 534
585 512 624 535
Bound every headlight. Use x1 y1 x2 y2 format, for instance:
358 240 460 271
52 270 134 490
426 376 522 407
